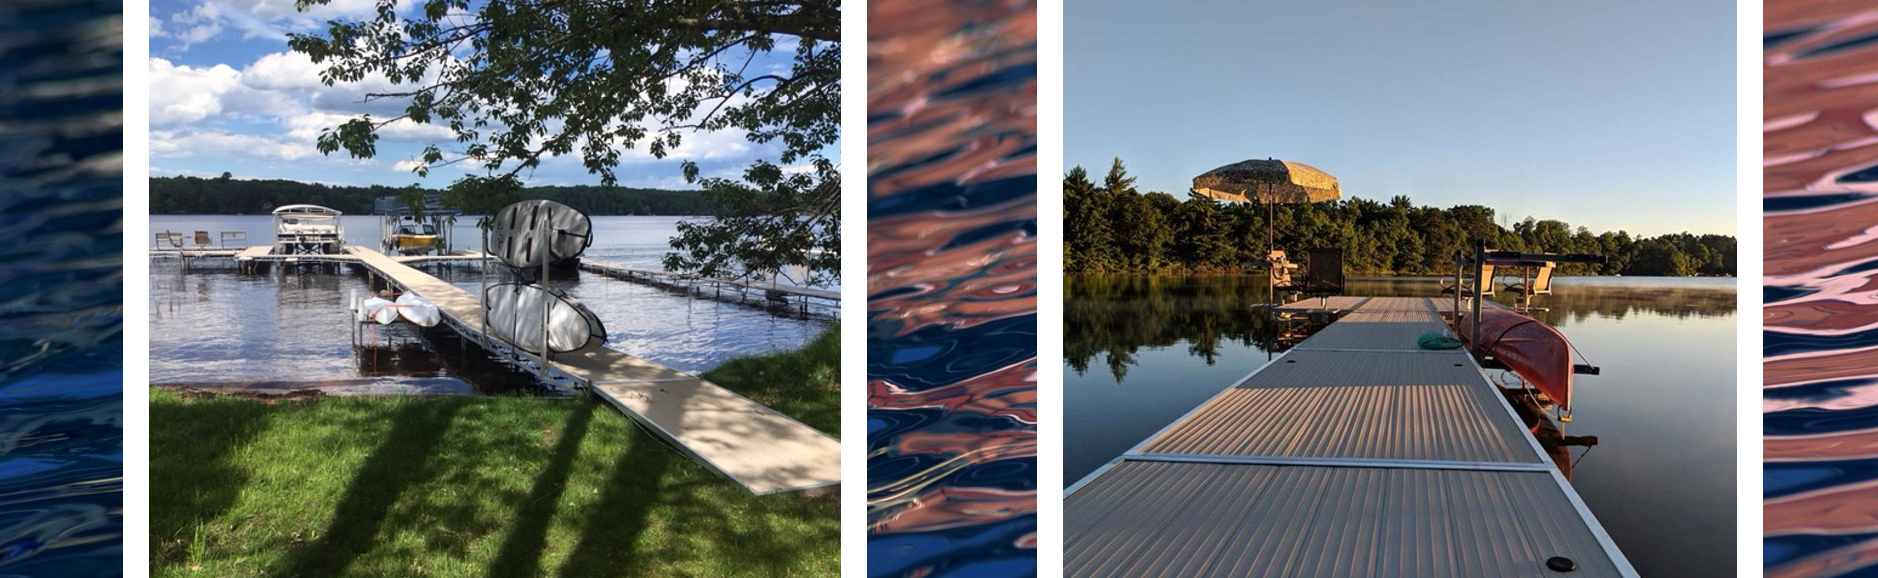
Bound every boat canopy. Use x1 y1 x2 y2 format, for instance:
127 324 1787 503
273 204 342 220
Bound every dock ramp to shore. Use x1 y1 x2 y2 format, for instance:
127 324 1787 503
1064 296 1635 577
342 246 840 496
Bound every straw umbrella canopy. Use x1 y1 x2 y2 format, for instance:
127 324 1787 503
1191 158 1343 259
1192 158 1342 205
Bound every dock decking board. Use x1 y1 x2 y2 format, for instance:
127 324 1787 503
1067 297 1633 577
1141 353 1540 463
342 247 840 495
1066 461 1623 578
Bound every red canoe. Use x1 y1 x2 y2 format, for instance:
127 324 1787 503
1456 308 1575 410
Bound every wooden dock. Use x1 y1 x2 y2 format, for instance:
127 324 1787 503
1064 296 1634 577
340 246 840 496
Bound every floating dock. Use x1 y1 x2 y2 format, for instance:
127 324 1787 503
579 259 838 318
1064 296 1634 577
338 246 841 496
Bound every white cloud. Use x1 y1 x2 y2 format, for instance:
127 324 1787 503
163 0 388 47
151 128 315 161
391 159 425 172
149 58 301 126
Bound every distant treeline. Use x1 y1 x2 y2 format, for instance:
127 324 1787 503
1066 160 1737 277
150 175 713 216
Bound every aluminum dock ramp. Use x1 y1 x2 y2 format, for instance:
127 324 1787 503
343 247 841 496
1064 296 1634 577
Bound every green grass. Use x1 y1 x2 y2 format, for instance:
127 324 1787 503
151 328 840 578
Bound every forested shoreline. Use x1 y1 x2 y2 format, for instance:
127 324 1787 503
1065 160 1736 277
150 175 714 216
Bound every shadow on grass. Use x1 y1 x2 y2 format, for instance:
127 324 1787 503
554 424 674 578
149 394 277 567
486 400 596 577
273 401 462 578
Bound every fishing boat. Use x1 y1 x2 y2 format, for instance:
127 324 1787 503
386 216 440 254
375 195 460 255
272 204 344 255
1456 306 1575 410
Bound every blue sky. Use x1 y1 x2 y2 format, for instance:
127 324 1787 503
1066 1 1735 236
149 0 834 188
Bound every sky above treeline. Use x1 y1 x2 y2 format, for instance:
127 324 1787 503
148 0 835 188
1065 0 1735 237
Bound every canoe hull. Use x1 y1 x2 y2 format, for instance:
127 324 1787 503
395 292 442 327
361 297 399 325
1458 308 1574 409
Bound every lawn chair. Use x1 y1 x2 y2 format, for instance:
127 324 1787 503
160 231 183 249
220 231 247 248
1440 261 1496 298
1505 261 1556 312
193 231 213 249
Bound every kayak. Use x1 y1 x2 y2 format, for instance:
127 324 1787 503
360 297 399 325
1456 307 1574 410
483 282 607 354
395 292 442 327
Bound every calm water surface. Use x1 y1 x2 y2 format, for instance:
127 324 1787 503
1065 275 1734 578
866 1 1039 576
150 215 829 394
1763 4 1878 576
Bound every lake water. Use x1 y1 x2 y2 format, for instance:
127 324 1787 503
866 1 1040 575
1764 6 1878 577
0 0 125 573
1064 275 1735 578
149 215 832 394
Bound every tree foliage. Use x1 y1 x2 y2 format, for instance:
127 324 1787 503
1063 161 1736 277
287 0 839 280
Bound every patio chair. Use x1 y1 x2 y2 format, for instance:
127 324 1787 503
193 231 212 248
220 231 247 248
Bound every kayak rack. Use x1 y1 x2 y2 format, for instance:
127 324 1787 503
1065 296 1637 577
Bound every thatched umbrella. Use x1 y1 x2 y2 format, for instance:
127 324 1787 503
1191 158 1342 259
1192 159 1342 305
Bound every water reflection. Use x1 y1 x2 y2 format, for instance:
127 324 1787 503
1066 275 1735 382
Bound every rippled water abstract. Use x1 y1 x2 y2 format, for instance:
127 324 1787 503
866 1 1038 576
0 0 123 574
1763 2 1878 576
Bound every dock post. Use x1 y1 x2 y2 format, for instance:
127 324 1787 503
1452 251 1463 334
1471 239 1484 347
539 205 552 382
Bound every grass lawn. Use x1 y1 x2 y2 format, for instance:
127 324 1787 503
151 328 839 578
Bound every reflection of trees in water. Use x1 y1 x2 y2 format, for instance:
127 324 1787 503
1064 276 1284 382
1067 276 1736 383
